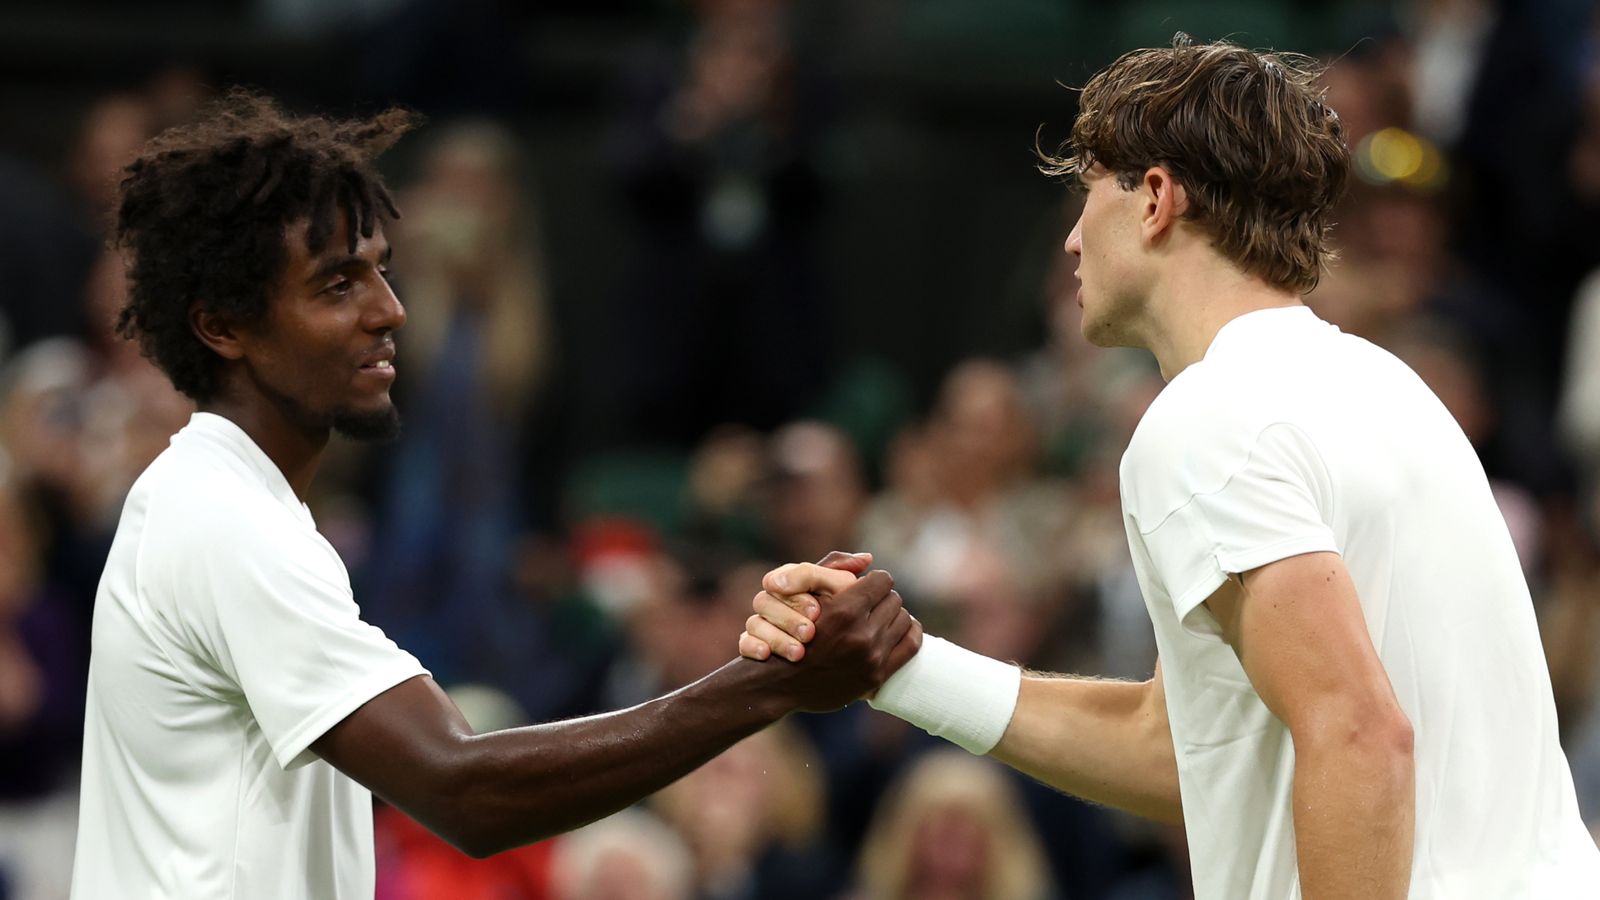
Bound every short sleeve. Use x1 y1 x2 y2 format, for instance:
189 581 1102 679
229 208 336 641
187 508 428 770
1135 422 1338 638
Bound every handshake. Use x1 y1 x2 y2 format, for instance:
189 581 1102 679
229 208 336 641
733 551 921 713
738 550 1021 757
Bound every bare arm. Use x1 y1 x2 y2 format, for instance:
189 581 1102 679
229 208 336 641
742 557 1182 822
312 571 916 858
1207 551 1414 899
990 661 1182 823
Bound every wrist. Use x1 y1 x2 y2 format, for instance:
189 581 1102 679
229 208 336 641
712 657 804 725
867 635 1021 755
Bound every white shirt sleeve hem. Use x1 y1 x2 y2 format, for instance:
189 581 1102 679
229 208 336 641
274 661 431 770
1172 534 1341 640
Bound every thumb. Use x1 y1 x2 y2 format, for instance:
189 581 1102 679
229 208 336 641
817 550 873 575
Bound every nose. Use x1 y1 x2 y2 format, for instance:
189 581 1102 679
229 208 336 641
365 273 406 333
1065 218 1083 257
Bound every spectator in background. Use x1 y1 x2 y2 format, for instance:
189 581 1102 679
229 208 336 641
859 359 1074 636
601 542 769 710
653 723 843 900
0 91 158 358
549 809 695 900
607 0 832 445
760 420 868 566
0 271 185 900
360 120 552 688
0 464 85 900
1386 320 1544 573
2 264 191 602
683 424 769 547
1553 266 1600 831
68 96 155 231
0 161 96 359
853 750 1055 900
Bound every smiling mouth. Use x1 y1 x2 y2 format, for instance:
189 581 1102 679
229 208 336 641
358 359 397 382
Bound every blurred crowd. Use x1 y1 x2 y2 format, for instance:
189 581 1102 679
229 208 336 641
3 0 1600 898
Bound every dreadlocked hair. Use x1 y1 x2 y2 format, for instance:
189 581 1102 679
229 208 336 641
114 88 420 401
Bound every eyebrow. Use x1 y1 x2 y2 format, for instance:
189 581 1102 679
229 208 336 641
305 243 392 285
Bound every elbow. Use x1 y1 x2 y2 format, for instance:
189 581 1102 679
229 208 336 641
449 817 558 860
1362 708 1416 805
430 794 514 860
454 832 506 861
1362 702 1414 769
1384 710 1415 763
1297 701 1414 773
411 742 517 859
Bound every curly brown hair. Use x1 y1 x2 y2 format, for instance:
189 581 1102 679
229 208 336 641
114 89 419 401
1041 34 1348 294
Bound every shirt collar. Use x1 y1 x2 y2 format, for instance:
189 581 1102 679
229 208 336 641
1203 304 1319 362
175 412 309 517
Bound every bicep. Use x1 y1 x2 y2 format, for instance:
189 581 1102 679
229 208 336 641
1205 552 1403 736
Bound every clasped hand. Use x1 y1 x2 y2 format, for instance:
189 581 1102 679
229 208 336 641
738 551 922 705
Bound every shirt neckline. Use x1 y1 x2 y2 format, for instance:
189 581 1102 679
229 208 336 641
1202 305 1317 362
179 412 308 516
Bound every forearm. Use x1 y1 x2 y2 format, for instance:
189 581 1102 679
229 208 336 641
991 674 1182 823
429 660 791 856
1291 731 1414 898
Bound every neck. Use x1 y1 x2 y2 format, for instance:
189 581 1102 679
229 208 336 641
1139 252 1303 381
199 396 328 501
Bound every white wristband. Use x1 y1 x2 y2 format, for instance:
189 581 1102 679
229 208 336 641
867 635 1021 755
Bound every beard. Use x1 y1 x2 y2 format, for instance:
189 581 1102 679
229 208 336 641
259 378 403 444
332 405 402 443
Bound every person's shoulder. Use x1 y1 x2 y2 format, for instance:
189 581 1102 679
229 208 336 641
137 443 302 556
1124 359 1271 462
1119 362 1297 527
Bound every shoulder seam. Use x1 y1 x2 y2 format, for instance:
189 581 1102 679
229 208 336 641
1135 421 1332 536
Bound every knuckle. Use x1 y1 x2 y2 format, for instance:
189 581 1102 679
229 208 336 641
764 565 793 592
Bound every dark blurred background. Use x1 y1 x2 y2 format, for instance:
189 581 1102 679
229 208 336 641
3 1 1600 898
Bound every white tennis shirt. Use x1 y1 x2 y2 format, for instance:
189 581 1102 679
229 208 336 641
1121 306 1600 898
71 412 428 899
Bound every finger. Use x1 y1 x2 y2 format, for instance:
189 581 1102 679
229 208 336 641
873 614 923 695
866 589 905 631
882 605 915 650
752 586 819 621
754 593 818 639
830 569 894 616
817 550 873 575
738 630 772 661
765 562 857 598
744 615 807 662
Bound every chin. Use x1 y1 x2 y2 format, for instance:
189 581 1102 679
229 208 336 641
332 404 402 443
1080 315 1117 349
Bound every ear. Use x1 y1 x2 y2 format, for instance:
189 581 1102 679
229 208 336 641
1140 166 1188 244
189 303 247 361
